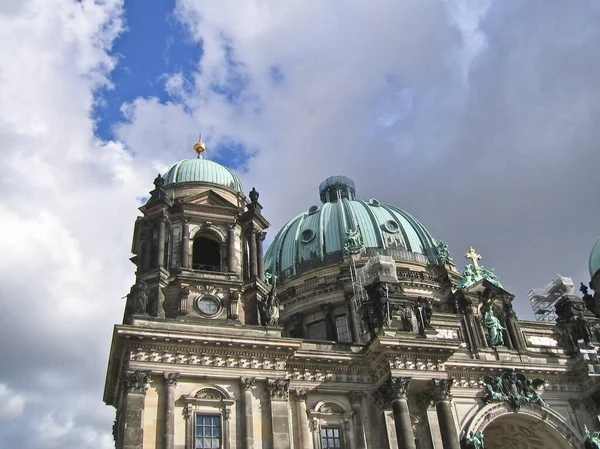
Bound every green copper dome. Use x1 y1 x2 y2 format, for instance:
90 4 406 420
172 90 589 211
163 158 244 194
590 238 600 277
265 176 440 281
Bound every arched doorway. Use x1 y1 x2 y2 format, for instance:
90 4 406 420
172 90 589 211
483 413 572 449
463 403 582 449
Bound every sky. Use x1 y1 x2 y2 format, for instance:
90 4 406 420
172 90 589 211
0 0 599 447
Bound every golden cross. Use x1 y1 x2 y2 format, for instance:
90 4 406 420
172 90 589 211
465 246 482 273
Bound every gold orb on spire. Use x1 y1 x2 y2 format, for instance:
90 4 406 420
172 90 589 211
193 135 207 158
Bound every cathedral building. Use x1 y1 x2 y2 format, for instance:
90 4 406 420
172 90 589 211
104 140 600 449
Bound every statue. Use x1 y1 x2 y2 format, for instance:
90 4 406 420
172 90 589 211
460 430 485 449
458 264 477 288
259 283 280 326
483 310 505 348
249 187 259 204
480 267 502 288
126 281 149 316
415 298 433 335
400 306 413 332
575 311 594 348
435 241 450 265
482 369 547 411
584 425 600 449
581 282 597 314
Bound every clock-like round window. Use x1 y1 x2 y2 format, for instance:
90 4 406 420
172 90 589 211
195 295 221 317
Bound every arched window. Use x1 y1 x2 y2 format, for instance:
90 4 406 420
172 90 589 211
192 235 221 271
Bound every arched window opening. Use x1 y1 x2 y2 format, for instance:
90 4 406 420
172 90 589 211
193 236 221 271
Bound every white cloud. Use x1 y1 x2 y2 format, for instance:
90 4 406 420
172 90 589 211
0 384 25 419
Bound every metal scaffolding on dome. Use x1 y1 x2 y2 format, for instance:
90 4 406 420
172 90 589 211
528 275 574 322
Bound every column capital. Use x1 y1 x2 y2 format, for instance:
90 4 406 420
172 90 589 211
240 377 256 390
389 377 412 400
295 389 308 402
123 370 151 394
227 221 236 231
164 372 179 386
183 217 192 225
348 391 363 405
267 378 290 400
256 231 266 241
430 378 454 402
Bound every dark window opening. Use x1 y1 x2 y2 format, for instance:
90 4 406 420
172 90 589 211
307 320 328 340
193 236 221 271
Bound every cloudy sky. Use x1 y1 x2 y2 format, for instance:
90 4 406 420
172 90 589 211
0 0 599 446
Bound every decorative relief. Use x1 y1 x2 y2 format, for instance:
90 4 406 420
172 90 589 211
267 378 290 400
318 403 344 414
123 370 151 394
389 356 442 371
195 388 224 400
295 389 308 402
388 377 411 400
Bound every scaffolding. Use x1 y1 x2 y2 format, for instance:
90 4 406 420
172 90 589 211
528 275 574 322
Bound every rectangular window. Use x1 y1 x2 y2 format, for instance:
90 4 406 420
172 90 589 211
307 320 328 340
195 415 221 449
321 427 343 448
335 315 351 342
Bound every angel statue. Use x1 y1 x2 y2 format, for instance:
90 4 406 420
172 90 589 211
460 430 485 449
584 425 600 449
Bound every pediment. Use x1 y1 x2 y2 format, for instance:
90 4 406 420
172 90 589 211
183 190 237 208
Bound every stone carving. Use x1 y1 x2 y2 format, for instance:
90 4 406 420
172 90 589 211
388 377 411 400
430 378 453 401
164 372 179 386
123 370 151 394
584 425 600 449
435 241 451 265
125 281 149 316
481 294 505 348
482 369 547 411
195 388 224 400
249 187 259 203
400 305 414 332
460 430 485 449
153 173 165 189
241 377 256 390
556 295 595 350
258 283 280 326
267 378 289 400
319 403 344 413
295 389 308 402
415 298 433 335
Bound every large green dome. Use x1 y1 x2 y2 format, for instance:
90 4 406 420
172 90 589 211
163 158 244 194
265 176 440 281
590 238 600 277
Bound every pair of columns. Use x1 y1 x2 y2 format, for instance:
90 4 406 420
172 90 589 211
388 378 459 449
142 215 169 270
246 226 266 281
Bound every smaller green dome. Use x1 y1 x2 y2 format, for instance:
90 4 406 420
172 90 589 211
590 238 600 277
163 158 244 194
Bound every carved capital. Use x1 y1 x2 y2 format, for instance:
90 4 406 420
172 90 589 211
164 372 179 386
227 221 236 231
267 378 290 401
295 389 308 402
389 377 412 400
241 377 256 390
321 302 334 314
430 378 453 402
183 217 192 226
348 391 363 405
257 231 266 242
123 370 151 394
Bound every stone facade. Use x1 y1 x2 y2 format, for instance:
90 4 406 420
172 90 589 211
105 159 600 449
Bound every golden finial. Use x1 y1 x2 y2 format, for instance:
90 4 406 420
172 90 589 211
193 132 207 158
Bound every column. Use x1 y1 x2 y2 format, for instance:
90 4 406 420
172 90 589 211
144 225 153 270
267 379 291 449
345 293 361 343
181 218 190 269
157 215 167 268
389 377 416 449
122 370 151 449
227 223 236 273
349 392 367 449
256 231 266 281
430 379 460 449
295 390 312 449
248 226 258 278
163 373 179 449
241 377 256 449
